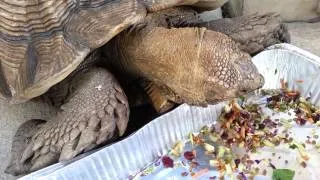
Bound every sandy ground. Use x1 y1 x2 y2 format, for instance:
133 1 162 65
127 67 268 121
0 22 320 180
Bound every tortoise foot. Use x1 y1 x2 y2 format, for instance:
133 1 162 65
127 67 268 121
5 119 46 176
5 68 129 175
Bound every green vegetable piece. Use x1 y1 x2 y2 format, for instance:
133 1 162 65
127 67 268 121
239 95 246 102
272 169 295 180
200 126 209 134
289 144 298 149
246 104 259 112
279 103 287 112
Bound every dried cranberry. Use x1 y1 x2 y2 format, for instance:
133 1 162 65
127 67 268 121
162 156 174 168
184 151 195 161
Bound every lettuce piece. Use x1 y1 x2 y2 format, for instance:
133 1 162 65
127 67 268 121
272 169 295 180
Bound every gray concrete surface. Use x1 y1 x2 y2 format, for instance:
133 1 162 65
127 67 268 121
286 22 320 56
243 0 319 21
0 22 320 180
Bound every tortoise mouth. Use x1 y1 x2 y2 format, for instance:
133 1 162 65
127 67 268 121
237 74 265 96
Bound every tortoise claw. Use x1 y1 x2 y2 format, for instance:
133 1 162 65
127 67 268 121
144 81 175 113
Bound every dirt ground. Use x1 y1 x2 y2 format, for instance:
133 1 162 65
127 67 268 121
1 21 320 180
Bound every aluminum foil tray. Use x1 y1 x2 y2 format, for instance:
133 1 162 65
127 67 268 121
20 44 320 180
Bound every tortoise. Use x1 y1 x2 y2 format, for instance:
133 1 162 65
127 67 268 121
1 0 287 176
0 0 236 175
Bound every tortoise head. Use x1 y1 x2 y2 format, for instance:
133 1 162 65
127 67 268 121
204 57 264 103
201 32 264 103
233 57 265 95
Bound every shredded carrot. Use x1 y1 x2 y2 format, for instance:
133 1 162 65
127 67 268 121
192 168 209 179
296 80 304 83
287 92 298 96
308 117 314 123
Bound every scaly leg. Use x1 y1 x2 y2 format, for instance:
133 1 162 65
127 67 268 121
5 67 129 175
197 13 291 55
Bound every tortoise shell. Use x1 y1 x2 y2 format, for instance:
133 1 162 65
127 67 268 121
0 0 225 103
0 0 146 103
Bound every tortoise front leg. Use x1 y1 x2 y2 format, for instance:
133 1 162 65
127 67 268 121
5 67 129 175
